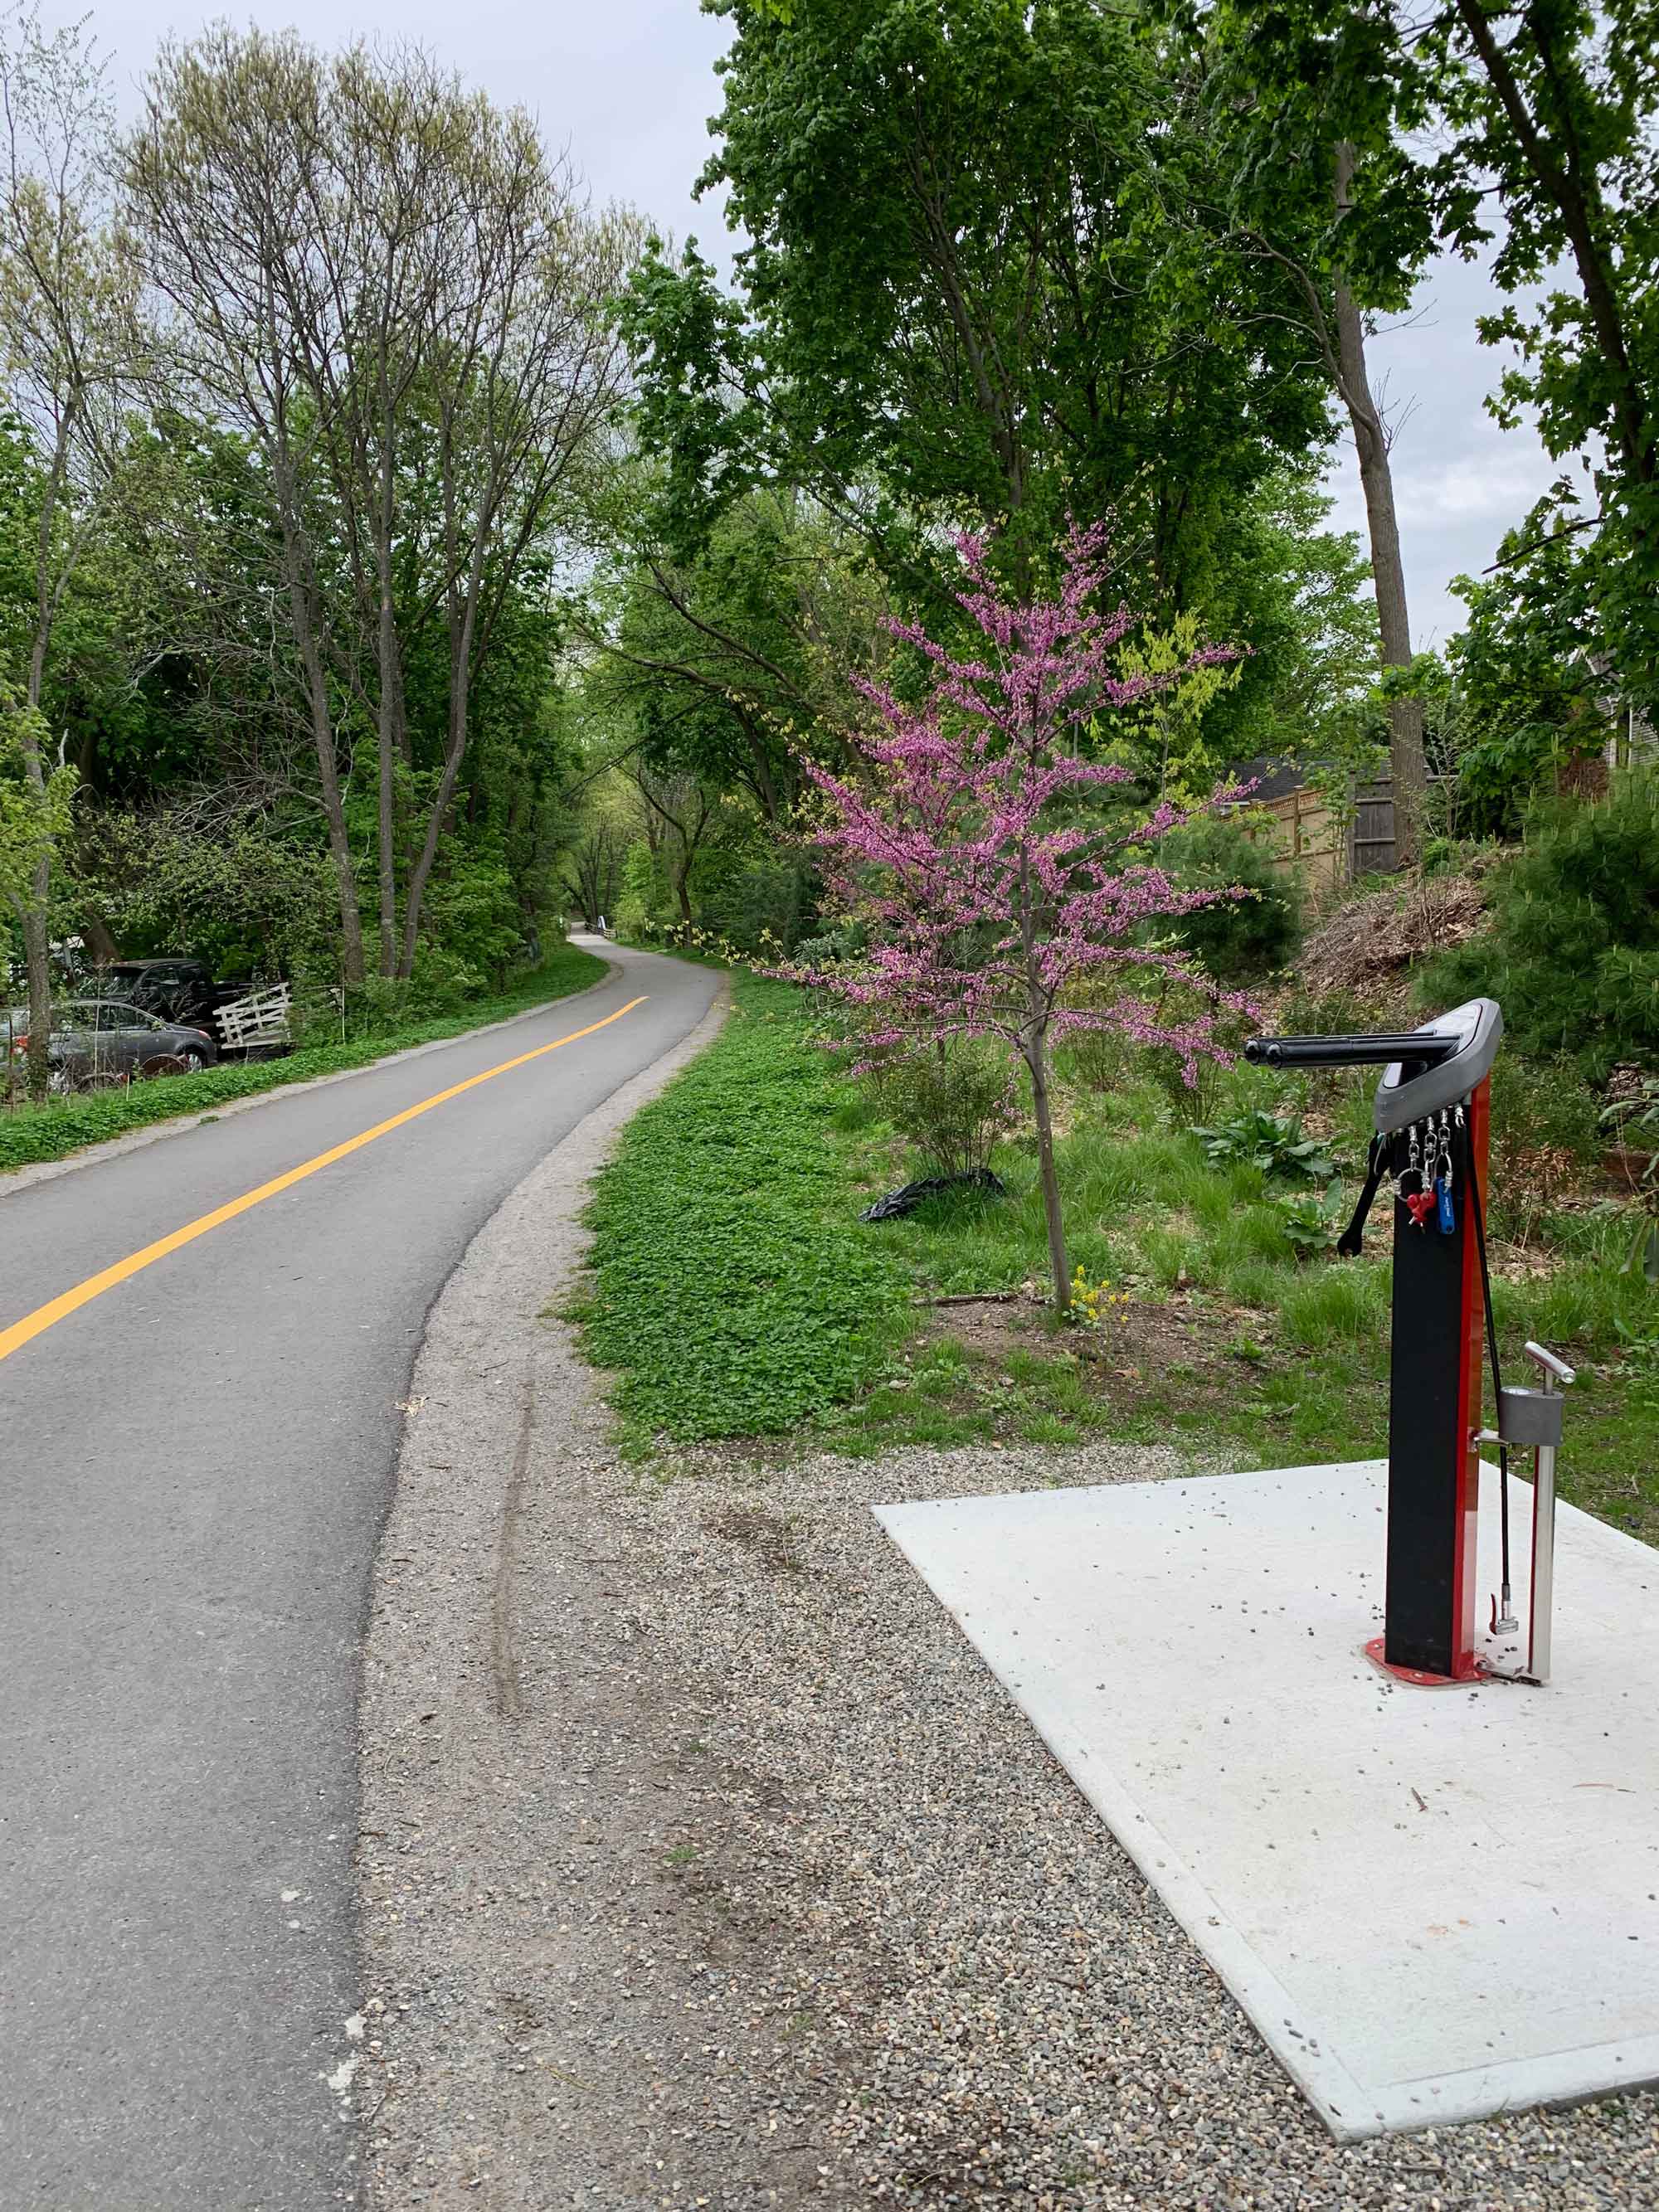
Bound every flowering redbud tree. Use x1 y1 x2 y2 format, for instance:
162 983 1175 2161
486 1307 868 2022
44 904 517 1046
786 523 1257 1313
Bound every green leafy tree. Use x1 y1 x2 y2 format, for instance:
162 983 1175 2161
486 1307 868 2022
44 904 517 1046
1447 543 1611 835
588 483 883 822
1179 1 1443 858
1197 1 1659 717
1 679 75 1091
127 25 635 987
1219 469 1380 765
1 3 143 1091
626 0 1332 604
1092 468 1378 802
1426 0 1659 708
1383 511 1615 839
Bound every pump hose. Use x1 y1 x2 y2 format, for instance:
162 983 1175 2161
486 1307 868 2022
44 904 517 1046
1462 1110 1512 1608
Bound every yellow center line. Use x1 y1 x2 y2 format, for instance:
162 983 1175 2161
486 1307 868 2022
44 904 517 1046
0 994 649 1367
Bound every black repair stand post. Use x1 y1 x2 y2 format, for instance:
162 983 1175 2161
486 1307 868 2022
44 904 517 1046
1245 1006 1503 1685
1376 1080 1487 1681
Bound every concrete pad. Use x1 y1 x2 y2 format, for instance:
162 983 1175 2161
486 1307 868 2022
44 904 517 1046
876 1460 1659 2140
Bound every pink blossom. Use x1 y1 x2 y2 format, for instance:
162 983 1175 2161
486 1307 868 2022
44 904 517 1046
766 524 1260 1305
771 525 1255 1081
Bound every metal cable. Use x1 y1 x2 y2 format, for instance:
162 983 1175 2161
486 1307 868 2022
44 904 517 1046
1462 1109 1511 1607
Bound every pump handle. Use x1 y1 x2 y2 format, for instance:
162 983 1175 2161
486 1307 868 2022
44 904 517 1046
1525 1340 1576 1388
1244 1032 1461 1070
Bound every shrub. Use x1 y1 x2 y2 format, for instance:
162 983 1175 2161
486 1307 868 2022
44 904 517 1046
1146 1028 1251 1128
695 847 817 955
791 916 869 967
1481 1051 1601 1240
1057 1023 1131 1094
869 1040 1019 1175
1160 815 1302 984
1422 774 1659 1078
1062 970 1251 1122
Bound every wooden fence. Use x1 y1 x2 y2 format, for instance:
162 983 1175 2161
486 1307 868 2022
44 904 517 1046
1242 782 1347 897
1350 778 1399 878
1238 772 1459 894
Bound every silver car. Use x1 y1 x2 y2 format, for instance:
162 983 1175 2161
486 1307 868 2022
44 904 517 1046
5 999 218 1090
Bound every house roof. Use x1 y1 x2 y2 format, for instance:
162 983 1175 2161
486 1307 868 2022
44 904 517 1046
1231 756 1327 805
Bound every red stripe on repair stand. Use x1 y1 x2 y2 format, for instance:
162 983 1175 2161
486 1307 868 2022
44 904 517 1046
1449 1075 1491 1680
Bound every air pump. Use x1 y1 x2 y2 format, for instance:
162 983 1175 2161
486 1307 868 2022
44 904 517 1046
1246 999 1573 1686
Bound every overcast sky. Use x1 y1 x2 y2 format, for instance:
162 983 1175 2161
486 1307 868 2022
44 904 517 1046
76 0 1561 651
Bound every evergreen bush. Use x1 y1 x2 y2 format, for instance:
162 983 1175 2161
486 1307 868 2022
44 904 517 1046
1423 775 1659 1079
1161 815 1302 984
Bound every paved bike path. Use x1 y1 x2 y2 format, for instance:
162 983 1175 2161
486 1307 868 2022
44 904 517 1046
0 946 720 2211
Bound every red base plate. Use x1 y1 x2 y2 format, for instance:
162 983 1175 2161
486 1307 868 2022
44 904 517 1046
1362 1634 1480 1689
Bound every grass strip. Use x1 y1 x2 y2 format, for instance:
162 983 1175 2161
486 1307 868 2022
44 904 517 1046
576 965 1657 1545
573 971 911 1444
0 941 608 1174
824 1066 1657 1540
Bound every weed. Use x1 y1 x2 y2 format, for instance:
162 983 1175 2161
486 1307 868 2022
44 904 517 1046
1599 1074 1659 1282
1613 1322 1659 1407
1193 1108 1345 1183
1275 1180 1349 1258
1066 1267 1130 1330
1280 1266 1389 1348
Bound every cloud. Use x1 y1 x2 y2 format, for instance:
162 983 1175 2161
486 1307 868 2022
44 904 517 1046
1320 244 1571 649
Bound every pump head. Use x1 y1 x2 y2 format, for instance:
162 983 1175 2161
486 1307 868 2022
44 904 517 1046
1371 998 1502 1133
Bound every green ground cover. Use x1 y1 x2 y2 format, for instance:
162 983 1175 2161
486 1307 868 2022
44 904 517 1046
0 942 608 1174
577 968 1659 1544
572 975 912 1443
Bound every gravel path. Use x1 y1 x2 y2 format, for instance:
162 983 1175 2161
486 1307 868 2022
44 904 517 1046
357 1018 1659 2210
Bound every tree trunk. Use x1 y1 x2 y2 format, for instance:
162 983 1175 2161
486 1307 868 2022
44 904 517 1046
1332 143 1427 868
21 876 52 1103
397 727 464 980
1017 840 1068 1308
270 450 365 989
78 902 120 965
19 428 68 1101
1026 1029 1071 1313
377 573 398 980
1453 0 1652 498
399 560 483 979
284 567 366 987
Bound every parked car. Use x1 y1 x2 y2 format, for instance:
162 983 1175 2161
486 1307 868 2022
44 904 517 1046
6 998 218 1090
90 958 293 1057
95 958 241 1031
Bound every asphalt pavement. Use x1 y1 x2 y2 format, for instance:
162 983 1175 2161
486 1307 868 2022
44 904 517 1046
0 944 722 2212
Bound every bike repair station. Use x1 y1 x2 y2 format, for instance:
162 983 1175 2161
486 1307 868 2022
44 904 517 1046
878 999 1659 2139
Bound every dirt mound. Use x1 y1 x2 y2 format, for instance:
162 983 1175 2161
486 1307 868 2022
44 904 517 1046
1296 869 1489 1001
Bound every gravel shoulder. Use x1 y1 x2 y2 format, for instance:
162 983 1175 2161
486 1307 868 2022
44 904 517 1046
357 998 1659 2211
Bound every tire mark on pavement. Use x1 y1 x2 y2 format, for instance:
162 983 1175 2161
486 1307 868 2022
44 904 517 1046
493 1373 537 1722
